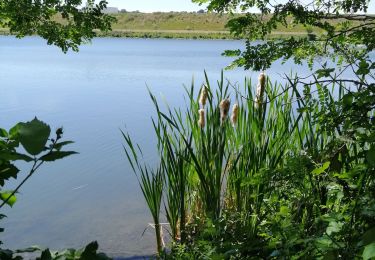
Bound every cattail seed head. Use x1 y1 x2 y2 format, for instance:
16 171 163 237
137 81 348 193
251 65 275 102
198 109 205 128
231 104 239 126
219 99 231 123
255 72 266 109
258 72 266 90
199 85 208 108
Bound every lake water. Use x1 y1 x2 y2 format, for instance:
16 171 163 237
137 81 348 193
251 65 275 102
0 36 313 257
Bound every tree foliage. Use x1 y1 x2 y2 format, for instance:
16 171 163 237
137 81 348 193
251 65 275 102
0 0 115 52
121 0 375 258
194 0 375 71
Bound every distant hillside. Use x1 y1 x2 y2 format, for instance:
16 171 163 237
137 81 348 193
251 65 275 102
1 12 360 40
102 12 321 39
112 12 229 31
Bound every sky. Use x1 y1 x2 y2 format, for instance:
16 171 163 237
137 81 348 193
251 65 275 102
105 0 375 13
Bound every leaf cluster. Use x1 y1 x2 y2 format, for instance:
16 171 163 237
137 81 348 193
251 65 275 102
194 0 375 71
0 118 77 247
0 0 115 52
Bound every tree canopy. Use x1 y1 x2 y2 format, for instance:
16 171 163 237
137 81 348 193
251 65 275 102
194 0 375 71
0 0 115 52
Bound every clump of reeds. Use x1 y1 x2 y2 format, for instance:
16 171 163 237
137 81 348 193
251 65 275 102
123 71 319 255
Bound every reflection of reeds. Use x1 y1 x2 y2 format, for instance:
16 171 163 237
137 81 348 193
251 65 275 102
123 71 328 252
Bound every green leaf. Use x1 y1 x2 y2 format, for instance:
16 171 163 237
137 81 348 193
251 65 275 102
357 60 370 75
362 227 375 246
40 151 78 162
326 221 343 235
343 93 354 106
0 129 7 138
80 241 109 260
280 206 290 216
312 162 330 175
18 118 51 156
316 68 335 79
37 249 52 260
9 123 20 139
0 163 19 186
0 249 14 260
0 191 17 207
53 141 74 150
363 243 375 260
323 251 337 260
0 151 33 162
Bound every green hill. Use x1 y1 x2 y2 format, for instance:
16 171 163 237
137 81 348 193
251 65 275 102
99 12 323 39
1 12 360 40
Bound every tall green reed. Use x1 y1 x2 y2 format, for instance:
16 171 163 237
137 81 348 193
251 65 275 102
122 131 164 255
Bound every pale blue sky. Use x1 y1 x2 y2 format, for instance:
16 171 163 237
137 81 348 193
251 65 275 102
106 0 375 13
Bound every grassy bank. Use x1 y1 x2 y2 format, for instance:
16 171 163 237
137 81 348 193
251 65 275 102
0 12 365 40
105 12 313 39
0 12 315 40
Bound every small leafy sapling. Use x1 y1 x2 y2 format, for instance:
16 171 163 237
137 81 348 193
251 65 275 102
0 117 77 209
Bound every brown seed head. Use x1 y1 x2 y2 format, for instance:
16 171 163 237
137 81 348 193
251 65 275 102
231 104 239 126
199 85 208 108
198 109 205 128
219 99 231 123
255 72 266 109
259 72 266 90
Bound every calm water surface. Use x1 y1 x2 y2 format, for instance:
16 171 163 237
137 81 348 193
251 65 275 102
0 36 308 257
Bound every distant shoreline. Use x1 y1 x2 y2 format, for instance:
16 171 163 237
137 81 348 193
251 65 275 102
0 28 307 40
0 12 315 40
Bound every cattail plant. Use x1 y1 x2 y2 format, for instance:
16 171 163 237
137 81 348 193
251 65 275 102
123 71 318 254
231 104 239 127
219 98 231 124
199 85 208 108
254 72 266 109
198 109 205 128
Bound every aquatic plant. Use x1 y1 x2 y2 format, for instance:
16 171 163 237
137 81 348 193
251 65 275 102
122 131 164 255
123 70 375 259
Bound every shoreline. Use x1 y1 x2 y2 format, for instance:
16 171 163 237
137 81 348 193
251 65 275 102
0 28 308 40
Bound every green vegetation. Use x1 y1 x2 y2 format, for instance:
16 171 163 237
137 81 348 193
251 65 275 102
101 12 367 40
1 0 374 259
122 0 375 258
0 119 111 259
112 12 228 31
123 71 374 258
1 11 365 40
195 0 375 70
0 0 113 52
